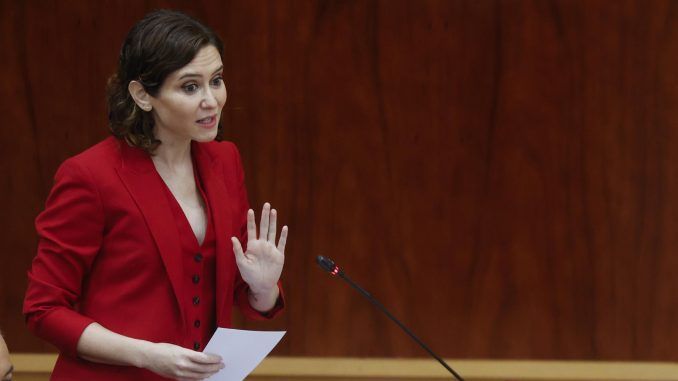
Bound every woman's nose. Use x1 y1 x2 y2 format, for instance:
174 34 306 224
201 88 218 108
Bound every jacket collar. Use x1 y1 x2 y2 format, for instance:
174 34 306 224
117 140 217 173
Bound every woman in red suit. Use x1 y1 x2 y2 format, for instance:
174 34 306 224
23 10 287 381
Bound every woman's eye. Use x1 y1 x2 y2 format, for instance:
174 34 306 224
183 83 199 93
211 77 223 87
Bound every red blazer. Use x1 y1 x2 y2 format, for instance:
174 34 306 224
23 137 283 380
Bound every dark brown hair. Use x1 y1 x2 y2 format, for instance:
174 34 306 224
107 9 224 153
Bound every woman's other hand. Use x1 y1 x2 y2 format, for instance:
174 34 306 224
77 323 223 381
232 203 287 309
141 342 223 381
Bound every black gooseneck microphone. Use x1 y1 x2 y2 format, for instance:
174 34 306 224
316 255 465 381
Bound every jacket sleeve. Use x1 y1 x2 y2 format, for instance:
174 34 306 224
228 144 285 320
23 158 103 356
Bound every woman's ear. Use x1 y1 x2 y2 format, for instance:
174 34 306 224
128 80 153 112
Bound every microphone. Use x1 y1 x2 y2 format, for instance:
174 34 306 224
315 255 464 381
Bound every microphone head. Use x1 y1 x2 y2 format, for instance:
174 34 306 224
316 255 341 276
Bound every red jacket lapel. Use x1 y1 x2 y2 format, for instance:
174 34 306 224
192 142 237 323
114 141 188 327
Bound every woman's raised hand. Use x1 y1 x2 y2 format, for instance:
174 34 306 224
141 342 223 381
231 203 287 297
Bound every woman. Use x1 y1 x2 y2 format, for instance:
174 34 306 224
23 10 287 381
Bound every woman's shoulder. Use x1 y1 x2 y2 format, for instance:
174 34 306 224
59 137 122 175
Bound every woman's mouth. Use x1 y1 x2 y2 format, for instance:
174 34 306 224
196 115 217 129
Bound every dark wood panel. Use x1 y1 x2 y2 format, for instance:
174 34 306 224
0 0 676 361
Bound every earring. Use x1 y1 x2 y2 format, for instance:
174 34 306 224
140 104 152 111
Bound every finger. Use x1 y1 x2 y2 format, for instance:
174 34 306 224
175 362 216 380
189 362 224 374
277 225 288 255
179 352 224 378
247 209 256 242
268 208 277 244
177 372 215 380
259 202 270 241
232 237 247 264
188 351 222 364
177 368 218 380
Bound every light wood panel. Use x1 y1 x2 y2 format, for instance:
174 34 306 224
9 354 678 381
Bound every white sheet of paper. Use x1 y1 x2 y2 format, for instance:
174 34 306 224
203 328 286 381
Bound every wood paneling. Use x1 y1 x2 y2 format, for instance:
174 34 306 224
0 0 676 360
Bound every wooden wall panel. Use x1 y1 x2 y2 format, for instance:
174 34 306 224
0 0 676 361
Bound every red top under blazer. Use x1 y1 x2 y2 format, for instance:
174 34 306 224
23 137 283 380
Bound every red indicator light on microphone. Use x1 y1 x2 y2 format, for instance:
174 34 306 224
331 266 340 276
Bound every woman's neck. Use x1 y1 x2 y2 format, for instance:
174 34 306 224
151 132 192 172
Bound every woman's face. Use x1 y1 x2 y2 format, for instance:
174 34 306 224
149 45 227 144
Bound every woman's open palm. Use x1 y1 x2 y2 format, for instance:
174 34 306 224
231 203 287 294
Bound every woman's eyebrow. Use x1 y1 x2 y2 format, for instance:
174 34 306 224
178 72 201 80
178 65 224 80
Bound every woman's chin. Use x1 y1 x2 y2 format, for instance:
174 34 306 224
193 129 219 143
